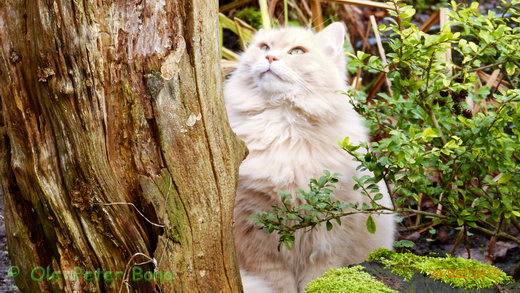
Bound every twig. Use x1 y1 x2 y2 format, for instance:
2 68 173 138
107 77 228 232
415 194 423 226
287 0 310 27
511 218 520 233
440 8 452 75
430 111 447 146
268 0 279 19
383 172 396 209
398 221 434 232
319 0 394 10
482 173 503 192
96 202 165 228
367 72 387 101
463 226 471 259
472 225 520 246
392 0 404 32
420 10 440 32
311 0 325 31
118 253 155 293
369 15 393 97
219 0 255 13
300 0 313 18
486 214 504 264
450 228 465 255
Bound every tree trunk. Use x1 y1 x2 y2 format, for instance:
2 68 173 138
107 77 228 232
0 0 246 292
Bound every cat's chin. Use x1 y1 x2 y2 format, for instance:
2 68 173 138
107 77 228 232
255 76 295 95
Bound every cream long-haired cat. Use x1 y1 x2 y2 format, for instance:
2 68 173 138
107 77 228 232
224 22 395 293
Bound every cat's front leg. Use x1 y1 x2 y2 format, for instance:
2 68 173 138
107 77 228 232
256 268 298 293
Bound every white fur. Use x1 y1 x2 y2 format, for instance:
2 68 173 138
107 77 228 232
225 23 395 293
241 271 275 293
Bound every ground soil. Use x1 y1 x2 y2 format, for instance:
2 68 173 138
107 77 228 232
404 225 520 277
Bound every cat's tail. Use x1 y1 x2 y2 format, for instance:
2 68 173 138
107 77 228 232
240 270 275 293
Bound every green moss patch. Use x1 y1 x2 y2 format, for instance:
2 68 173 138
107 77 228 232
367 248 513 289
305 265 398 293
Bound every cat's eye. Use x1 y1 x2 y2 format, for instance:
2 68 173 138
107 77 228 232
259 43 270 51
289 47 306 55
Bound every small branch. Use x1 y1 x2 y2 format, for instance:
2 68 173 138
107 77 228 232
472 225 520 246
428 108 447 145
118 253 155 293
420 10 440 32
394 208 449 219
95 202 165 228
370 15 393 97
319 0 394 10
486 214 504 263
420 52 448 146
440 8 452 75
310 0 325 31
450 56 505 82
511 218 520 232
268 0 279 18
450 228 465 255
383 171 396 209
392 0 403 32
219 0 255 12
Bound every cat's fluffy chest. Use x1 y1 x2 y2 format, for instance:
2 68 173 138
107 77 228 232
233 104 363 197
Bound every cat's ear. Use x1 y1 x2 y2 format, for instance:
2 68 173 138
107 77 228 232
315 22 345 56
253 28 267 43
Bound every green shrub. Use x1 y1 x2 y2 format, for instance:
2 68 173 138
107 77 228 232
254 0 520 251
343 0 519 244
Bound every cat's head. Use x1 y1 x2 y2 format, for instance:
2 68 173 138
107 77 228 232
236 22 347 95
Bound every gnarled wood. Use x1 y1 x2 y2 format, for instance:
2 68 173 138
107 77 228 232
0 0 246 292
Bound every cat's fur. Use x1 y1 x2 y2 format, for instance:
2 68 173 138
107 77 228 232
224 23 395 293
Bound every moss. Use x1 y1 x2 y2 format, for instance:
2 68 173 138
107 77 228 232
367 248 513 289
305 266 398 293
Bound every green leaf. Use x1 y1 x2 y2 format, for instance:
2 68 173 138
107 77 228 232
366 215 376 234
283 238 293 249
421 128 438 139
505 62 516 76
497 173 512 184
443 139 460 149
424 35 441 47
393 240 415 248
356 51 369 61
512 211 520 217
468 42 478 53
326 221 333 231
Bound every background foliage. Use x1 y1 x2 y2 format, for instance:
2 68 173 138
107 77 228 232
246 1 520 254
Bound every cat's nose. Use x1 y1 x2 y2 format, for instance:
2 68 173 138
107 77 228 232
266 55 279 64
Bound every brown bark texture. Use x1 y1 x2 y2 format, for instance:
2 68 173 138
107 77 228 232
0 0 246 292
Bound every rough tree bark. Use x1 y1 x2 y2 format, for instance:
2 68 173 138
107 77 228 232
0 0 246 292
